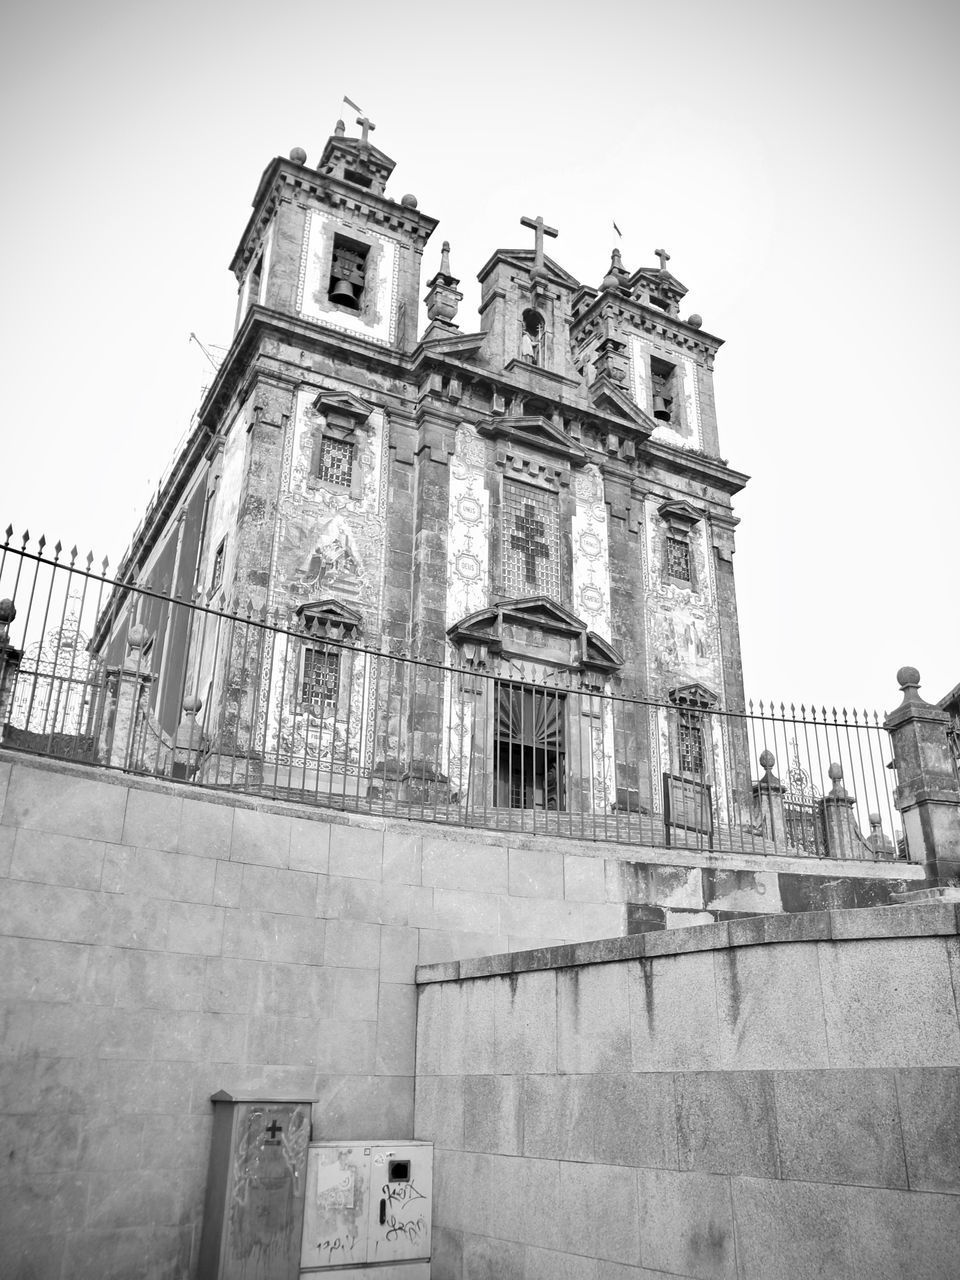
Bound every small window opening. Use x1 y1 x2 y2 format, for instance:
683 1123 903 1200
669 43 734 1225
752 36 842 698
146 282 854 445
649 294 670 312
316 436 354 489
302 646 340 712
678 714 705 776
343 168 373 189
328 235 369 311
211 538 226 590
666 535 691 583
520 309 545 367
650 355 677 423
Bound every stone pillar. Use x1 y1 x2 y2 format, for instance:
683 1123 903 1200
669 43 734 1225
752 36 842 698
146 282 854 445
100 624 154 769
820 763 867 860
171 694 206 781
0 599 23 741
884 665 960 884
752 749 788 849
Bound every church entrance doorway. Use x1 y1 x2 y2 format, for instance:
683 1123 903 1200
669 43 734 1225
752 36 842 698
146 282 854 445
494 682 566 810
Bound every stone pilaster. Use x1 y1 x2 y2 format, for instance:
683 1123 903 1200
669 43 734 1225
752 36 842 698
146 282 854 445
885 666 960 884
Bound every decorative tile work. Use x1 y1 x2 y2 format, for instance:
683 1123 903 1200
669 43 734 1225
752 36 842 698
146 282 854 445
501 480 561 600
296 210 400 346
571 467 612 640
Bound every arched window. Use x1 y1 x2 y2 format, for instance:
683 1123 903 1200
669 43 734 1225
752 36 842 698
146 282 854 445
520 309 545 367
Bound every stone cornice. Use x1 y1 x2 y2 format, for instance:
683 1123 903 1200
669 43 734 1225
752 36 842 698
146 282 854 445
230 157 439 277
572 291 723 360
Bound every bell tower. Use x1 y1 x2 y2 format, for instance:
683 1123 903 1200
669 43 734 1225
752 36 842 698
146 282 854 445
229 116 438 352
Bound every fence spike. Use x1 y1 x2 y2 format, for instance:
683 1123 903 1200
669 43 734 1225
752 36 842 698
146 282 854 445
21 529 29 547
53 540 62 560
69 545 78 565
37 534 46 553
101 556 109 572
4 525 12 544
86 550 94 568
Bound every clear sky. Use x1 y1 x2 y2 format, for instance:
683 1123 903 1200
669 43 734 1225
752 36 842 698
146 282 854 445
1 0 957 714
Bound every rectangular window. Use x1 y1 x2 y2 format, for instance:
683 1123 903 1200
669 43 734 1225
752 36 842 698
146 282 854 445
666 535 691 583
501 481 561 600
650 355 677 424
328 235 369 311
678 717 705 775
301 646 340 711
316 435 354 488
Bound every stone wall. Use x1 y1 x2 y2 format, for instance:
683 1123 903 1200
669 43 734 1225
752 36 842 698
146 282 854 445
415 904 960 1279
0 749 927 1279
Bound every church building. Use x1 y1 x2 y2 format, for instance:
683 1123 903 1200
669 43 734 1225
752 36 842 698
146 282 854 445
96 116 750 830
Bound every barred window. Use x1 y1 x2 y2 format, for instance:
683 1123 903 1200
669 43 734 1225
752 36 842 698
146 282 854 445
301 647 340 711
502 481 561 600
316 436 354 489
666 535 691 583
678 716 705 775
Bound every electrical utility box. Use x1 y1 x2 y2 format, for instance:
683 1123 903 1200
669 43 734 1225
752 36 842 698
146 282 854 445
299 1141 433 1278
198 1092 313 1280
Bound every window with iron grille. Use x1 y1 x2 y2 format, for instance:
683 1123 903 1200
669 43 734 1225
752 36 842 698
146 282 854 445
316 436 354 489
301 646 340 711
666 535 691 583
678 716 705 775
501 481 561 600
211 538 226 590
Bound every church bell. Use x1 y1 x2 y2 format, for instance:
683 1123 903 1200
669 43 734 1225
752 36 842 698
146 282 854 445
653 395 673 423
330 278 360 309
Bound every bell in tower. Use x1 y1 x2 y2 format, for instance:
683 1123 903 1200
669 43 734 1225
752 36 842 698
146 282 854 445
328 239 368 311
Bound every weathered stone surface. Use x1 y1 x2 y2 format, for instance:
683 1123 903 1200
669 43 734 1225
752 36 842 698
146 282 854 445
637 1167 736 1280
714 942 829 1069
895 1067 960 1193
774 1069 907 1188
630 952 721 1071
557 962 632 1073
676 1071 778 1178
731 1176 852 1280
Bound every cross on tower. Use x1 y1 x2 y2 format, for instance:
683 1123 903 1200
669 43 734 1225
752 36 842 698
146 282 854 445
654 248 671 272
511 504 549 585
356 116 375 145
520 214 559 274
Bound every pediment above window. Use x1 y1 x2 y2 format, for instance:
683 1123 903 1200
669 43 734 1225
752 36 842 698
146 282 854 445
311 388 374 428
588 377 656 437
295 598 363 642
448 595 622 677
477 415 587 468
658 499 703 528
668 682 718 710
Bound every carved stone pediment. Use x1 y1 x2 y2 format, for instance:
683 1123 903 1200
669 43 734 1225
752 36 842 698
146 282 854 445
658 499 703 528
295 598 363 642
668 682 718 710
477 415 587 468
448 596 622 677
311 388 374 426
588 377 657 437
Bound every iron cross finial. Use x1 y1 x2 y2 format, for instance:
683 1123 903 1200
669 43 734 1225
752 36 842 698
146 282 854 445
654 248 671 272
520 214 559 273
356 115 375 145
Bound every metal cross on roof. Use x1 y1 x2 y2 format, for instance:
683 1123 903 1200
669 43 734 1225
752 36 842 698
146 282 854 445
356 115 375 145
511 503 549 584
654 248 671 272
520 214 559 273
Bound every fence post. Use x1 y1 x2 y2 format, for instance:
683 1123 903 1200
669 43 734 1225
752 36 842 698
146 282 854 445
100 624 154 769
0 600 22 741
752 749 787 848
820 763 867 860
884 666 960 884
171 694 206 780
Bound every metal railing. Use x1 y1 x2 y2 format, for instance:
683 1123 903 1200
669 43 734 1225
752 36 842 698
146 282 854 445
0 528 907 860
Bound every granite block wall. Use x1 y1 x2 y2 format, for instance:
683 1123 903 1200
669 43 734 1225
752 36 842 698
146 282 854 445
415 906 960 1280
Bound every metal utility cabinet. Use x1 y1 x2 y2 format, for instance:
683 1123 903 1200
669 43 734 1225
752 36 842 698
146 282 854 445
299 1140 433 1277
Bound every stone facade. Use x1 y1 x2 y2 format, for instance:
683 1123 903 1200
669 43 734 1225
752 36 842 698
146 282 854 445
99 119 749 821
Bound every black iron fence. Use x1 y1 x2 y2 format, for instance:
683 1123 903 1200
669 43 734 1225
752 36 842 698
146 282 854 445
0 529 907 860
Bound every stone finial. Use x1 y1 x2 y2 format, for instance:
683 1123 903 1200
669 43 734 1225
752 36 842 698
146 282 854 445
896 665 923 705
439 240 452 279
334 118 346 137
601 248 625 292
289 146 307 165
0 598 15 644
400 193 418 208
127 624 147 653
759 748 775 770
424 241 462 328
827 762 848 798
182 693 203 716
687 313 703 328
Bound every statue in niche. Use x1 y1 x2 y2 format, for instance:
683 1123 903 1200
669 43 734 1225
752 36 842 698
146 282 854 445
521 309 545 366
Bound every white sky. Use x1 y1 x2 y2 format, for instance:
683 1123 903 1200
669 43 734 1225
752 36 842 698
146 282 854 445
1 0 957 715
